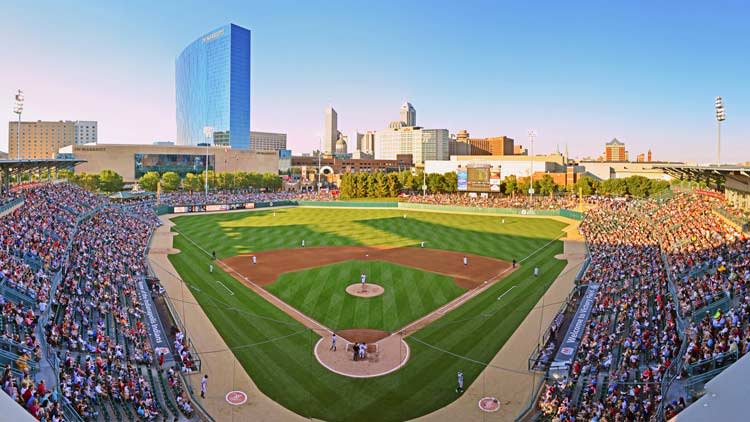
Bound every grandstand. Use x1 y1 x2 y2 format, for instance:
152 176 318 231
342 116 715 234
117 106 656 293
1 160 749 421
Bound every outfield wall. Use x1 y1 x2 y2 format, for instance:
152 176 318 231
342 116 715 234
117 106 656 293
398 202 584 220
297 200 398 208
155 199 584 220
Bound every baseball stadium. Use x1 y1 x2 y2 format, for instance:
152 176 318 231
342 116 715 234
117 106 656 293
1 159 749 422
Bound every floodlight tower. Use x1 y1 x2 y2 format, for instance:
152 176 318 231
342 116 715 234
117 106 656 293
715 96 726 166
528 129 537 202
203 126 214 202
13 90 24 160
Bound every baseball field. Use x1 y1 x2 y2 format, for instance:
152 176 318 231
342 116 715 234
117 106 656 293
167 207 568 421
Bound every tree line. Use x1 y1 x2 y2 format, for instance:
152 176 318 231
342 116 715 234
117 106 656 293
57 169 281 193
338 171 458 199
138 171 281 193
338 171 671 199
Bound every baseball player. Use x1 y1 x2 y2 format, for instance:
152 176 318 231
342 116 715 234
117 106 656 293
361 273 366 286
209 264 213 273
534 267 539 277
463 256 468 266
420 241 425 248
456 370 464 393
201 374 208 398
301 239 305 247
252 255 257 265
330 333 337 351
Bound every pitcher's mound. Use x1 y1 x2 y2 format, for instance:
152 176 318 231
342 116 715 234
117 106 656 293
346 283 384 298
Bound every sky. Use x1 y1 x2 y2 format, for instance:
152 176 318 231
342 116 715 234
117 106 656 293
1 0 748 163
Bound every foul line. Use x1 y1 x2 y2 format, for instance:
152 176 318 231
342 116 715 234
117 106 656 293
497 285 517 301
215 280 235 295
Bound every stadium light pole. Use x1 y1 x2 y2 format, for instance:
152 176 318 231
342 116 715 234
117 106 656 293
203 126 214 203
715 96 726 166
527 129 537 203
13 90 24 185
317 136 322 194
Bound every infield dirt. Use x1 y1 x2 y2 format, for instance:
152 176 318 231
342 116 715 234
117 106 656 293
220 245 512 289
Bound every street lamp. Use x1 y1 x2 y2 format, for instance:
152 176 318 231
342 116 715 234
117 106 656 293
527 129 537 203
715 96 726 166
202 126 214 203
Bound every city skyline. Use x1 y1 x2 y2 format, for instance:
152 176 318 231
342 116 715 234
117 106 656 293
1 1 749 163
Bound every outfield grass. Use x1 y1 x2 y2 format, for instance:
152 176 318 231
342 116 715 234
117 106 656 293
168 207 568 421
266 260 466 331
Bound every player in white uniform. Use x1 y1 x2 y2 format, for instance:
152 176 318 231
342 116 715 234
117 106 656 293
456 370 464 393
463 256 468 266
252 255 257 265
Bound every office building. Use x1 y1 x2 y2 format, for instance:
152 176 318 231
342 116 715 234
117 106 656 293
362 131 375 155
250 131 287 151
8 120 75 159
353 132 364 151
374 126 449 165
400 102 416 126
604 138 628 162
74 121 98 144
176 24 252 149
324 106 338 154
449 130 515 156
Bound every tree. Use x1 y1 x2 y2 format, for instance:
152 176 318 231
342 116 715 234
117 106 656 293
426 173 444 194
338 173 352 198
161 172 182 192
442 172 457 193
139 171 160 192
504 175 518 196
538 174 558 196
76 173 100 192
355 173 368 198
98 170 123 193
599 178 628 196
182 173 202 192
573 176 597 196
367 173 378 197
58 169 75 181
261 173 281 191
386 173 401 197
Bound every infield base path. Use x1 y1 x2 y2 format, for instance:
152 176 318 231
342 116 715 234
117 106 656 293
221 245 512 289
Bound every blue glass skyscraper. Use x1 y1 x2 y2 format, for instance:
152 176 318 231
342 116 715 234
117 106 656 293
176 24 251 149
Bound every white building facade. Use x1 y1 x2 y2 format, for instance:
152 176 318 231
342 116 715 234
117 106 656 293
74 121 97 144
374 126 449 164
249 131 287 151
324 106 338 154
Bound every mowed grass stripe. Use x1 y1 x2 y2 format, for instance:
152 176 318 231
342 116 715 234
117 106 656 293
266 260 464 332
169 207 568 421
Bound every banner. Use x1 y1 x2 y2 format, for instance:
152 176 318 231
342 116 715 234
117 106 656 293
136 278 173 363
549 283 599 378
457 170 468 191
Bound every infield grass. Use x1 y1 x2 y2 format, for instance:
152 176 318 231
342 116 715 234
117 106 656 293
167 207 569 421
266 260 465 331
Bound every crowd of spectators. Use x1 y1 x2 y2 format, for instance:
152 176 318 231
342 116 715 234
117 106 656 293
538 192 750 421
405 193 584 210
159 190 297 206
0 182 200 421
539 199 682 421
